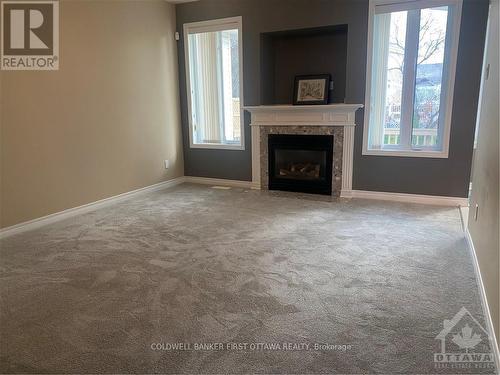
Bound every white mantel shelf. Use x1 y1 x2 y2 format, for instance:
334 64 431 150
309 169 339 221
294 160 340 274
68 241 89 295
244 104 363 127
244 103 364 195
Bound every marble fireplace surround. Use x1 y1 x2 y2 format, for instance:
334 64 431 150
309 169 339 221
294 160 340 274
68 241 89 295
244 104 364 197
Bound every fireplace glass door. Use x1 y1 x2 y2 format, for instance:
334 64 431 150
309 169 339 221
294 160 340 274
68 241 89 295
268 134 333 195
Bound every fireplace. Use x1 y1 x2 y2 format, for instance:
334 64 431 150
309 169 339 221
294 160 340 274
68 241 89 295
245 103 363 196
268 134 333 195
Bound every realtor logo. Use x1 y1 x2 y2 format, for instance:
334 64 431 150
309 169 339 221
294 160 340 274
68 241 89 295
434 307 494 370
1 0 59 70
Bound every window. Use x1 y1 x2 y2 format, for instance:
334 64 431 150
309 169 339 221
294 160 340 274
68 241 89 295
363 0 462 158
184 17 244 149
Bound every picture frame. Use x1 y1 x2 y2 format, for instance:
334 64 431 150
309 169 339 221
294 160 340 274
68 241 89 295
293 74 330 105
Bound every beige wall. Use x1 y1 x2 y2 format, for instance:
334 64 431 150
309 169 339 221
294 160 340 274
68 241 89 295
468 0 499 341
0 0 184 228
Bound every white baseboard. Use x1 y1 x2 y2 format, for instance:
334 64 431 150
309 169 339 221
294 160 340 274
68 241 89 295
251 182 261 190
464 228 500 368
341 189 468 207
184 176 253 189
0 177 185 239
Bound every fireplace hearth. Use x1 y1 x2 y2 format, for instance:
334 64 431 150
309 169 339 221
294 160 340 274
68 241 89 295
268 134 333 195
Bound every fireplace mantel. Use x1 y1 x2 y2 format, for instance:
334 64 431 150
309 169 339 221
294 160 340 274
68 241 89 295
244 104 362 127
244 104 364 195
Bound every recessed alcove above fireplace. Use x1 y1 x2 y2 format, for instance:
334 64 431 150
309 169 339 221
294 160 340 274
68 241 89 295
260 24 348 105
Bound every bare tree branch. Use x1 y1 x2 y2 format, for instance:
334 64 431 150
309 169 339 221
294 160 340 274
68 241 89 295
386 11 446 73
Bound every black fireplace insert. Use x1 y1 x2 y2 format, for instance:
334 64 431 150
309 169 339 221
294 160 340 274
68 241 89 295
268 134 333 195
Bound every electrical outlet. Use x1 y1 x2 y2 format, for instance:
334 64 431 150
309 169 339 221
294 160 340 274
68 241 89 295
474 203 479 221
164 160 170 169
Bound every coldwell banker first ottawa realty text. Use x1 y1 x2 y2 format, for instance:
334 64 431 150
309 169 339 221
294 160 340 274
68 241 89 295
1 0 59 70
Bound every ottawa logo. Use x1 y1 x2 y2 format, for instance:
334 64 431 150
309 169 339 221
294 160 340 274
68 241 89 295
434 307 494 370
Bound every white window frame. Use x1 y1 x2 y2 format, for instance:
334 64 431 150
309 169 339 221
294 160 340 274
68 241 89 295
362 0 463 158
183 16 245 150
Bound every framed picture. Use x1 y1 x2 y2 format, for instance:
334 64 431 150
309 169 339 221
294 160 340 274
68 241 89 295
293 74 330 105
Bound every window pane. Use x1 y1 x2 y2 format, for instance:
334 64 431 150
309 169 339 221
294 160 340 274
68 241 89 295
222 29 240 143
369 11 407 148
187 28 241 146
412 6 448 147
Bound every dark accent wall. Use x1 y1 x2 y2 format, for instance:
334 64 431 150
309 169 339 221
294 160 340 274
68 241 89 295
176 0 489 197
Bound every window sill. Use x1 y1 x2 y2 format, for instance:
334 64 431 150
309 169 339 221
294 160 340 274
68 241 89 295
362 148 449 158
190 143 245 151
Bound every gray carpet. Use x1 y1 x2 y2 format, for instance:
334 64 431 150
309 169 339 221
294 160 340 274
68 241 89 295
0 183 496 374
